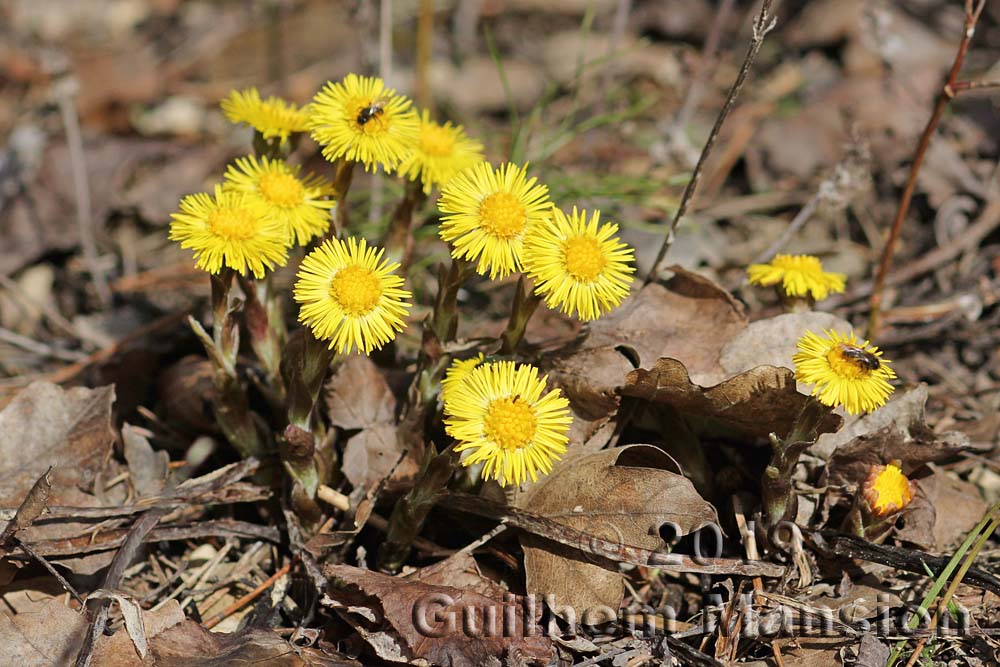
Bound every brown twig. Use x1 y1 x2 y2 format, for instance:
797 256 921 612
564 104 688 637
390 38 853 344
202 561 293 630
415 0 434 109
867 0 988 338
55 79 112 309
0 467 52 555
646 0 776 284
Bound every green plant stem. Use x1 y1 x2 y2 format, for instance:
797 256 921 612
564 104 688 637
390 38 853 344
377 446 458 572
331 159 356 236
239 274 286 402
762 396 831 528
498 274 542 355
430 257 473 345
189 270 265 459
381 178 428 271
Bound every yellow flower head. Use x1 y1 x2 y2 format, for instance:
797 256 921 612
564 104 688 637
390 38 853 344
223 156 335 246
398 110 485 194
444 361 572 487
793 329 896 415
438 162 552 279
524 207 635 321
308 74 419 172
863 461 915 518
169 185 288 279
294 237 412 354
221 88 310 143
748 254 846 301
441 353 486 413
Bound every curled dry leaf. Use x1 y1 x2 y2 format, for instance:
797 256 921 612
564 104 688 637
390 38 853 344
895 471 988 551
518 445 718 613
587 267 747 384
622 358 842 440
324 563 553 667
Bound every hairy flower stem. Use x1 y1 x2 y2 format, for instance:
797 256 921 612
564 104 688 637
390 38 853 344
280 330 336 508
189 269 265 459
381 178 428 271
430 257 473 345
330 159 356 236
252 130 297 160
499 275 542 355
239 274 287 403
762 396 832 529
377 446 458 572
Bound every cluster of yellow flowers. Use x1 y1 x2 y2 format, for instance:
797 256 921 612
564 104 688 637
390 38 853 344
169 74 643 488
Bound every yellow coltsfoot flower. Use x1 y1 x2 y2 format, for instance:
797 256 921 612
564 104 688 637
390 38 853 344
441 353 486 413
308 74 419 172
444 361 572 487
748 254 846 301
863 461 915 518
294 237 412 354
398 110 485 194
524 207 635 321
169 185 288 278
223 156 335 246
793 329 896 415
438 162 552 279
221 88 310 144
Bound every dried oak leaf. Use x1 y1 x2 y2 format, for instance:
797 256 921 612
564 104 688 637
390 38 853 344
326 356 397 430
586 267 747 383
895 471 988 551
821 385 973 484
0 382 115 505
324 563 553 667
621 358 842 440
326 357 418 491
518 445 718 613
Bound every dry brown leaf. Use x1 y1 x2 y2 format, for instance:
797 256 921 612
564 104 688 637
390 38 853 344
622 358 842 440
325 563 553 667
340 424 419 492
823 385 972 486
586 267 747 384
325 356 397 430
406 551 508 600
518 445 718 613
896 471 988 551
718 311 853 378
122 424 169 498
0 382 116 506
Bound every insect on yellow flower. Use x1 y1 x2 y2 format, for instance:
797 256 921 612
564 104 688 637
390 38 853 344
793 329 896 415
308 74 420 172
444 361 572 487
294 236 412 354
398 110 485 194
524 207 635 321
221 88 310 144
863 461 915 517
747 254 846 301
169 185 288 279
438 162 552 279
223 156 335 246
441 354 486 413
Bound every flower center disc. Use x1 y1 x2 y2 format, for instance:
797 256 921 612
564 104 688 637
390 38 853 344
258 172 304 208
483 396 537 451
330 265 383 316
563 235 607 282
420 125 456 157
826 347 871 379
479 192 526 239
208 207 258 241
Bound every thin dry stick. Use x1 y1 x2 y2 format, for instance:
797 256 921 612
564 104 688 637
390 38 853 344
55 80 112 309
670 0 736 136
646 0 776 284
414 0 434 109
867 0 987 338
202 561 292 630
751 192 821 265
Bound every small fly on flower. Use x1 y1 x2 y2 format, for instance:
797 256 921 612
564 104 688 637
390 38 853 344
356 100 388 127
838 343 881 371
